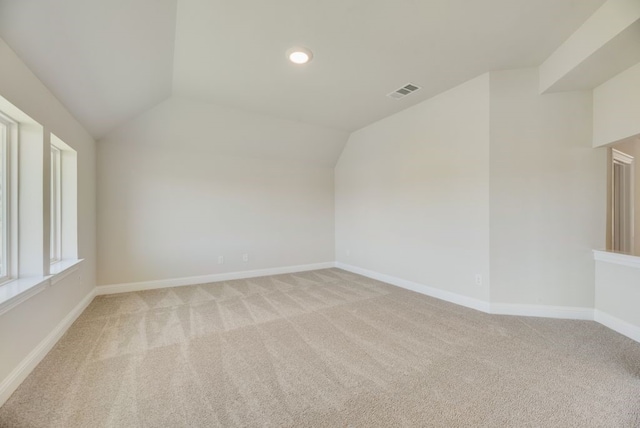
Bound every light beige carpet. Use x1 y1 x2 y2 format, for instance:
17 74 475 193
1 268 639 427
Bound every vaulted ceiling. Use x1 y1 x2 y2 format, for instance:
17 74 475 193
0 0 177 139
0 0 606 139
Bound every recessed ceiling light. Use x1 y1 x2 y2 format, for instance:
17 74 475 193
287 47 313 65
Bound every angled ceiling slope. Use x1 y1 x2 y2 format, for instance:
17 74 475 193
1 0 606 138
0 0 177 139
540 0 640 93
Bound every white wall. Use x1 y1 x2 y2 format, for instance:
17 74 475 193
335 68 607 311
593 61 640 147
0 39 96 386
489 68 606 308
98 97 348 285
595 259 640 340
591 60 640 339
335 74 491 302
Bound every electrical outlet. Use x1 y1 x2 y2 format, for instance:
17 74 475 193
242 253 249 262
346 249 351 257
218 256 224 264
475 274 482 286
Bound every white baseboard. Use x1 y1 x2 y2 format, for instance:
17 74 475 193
335 262 492 313
96 262 336 295
99 259 636 347
490 303 594 320
99 261 637 344
0 287 97 407
594 310 640 343
335 262 598 322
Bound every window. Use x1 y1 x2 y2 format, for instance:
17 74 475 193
0 112 16 284
50 145 62 263
0 95 82 311
49 134 78 268
0 117 9 281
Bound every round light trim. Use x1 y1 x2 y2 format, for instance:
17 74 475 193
287 47 313 64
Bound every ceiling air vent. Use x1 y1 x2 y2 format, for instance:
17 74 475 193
387 83 421 100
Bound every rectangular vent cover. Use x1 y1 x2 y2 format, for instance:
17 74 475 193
387 83 421 100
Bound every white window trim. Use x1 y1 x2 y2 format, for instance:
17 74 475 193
0 276 49 316
0 116 9 283
0 111 18 286
0 98 83 315
0 259 84 316
49 258 83 286
48 134 79 272
50 144 62 264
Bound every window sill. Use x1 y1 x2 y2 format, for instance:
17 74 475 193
593 250 640 269
0 259 84 316
0 276 49 316
50 259 84 285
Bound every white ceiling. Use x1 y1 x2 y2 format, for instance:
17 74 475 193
0 0 606 139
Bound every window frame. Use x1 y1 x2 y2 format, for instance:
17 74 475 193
0 111 17 285
0 95 86 315
50 144 62 264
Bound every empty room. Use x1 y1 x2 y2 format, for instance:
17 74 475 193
1 0 640 426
